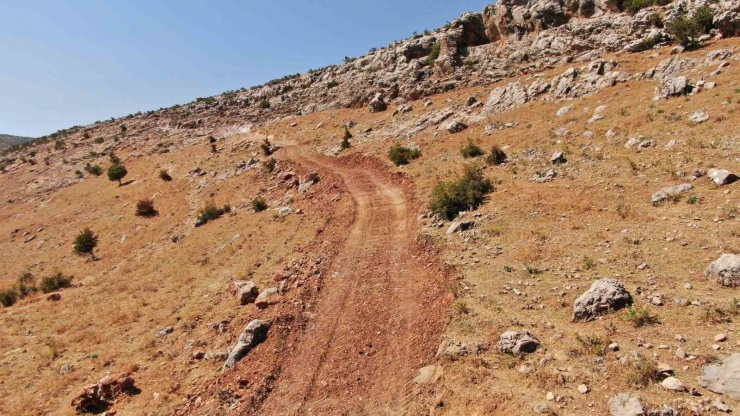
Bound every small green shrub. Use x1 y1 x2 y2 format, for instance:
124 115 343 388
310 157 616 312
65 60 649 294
388 144 421 166
626 359 660 388
623 307 660 327
575 333 606 356
668 16 702 47
623 0 653 14
430 165 493 220
94 137 104 144
426 43 441 66
327 80 339 89
107 163 128 185
460 140 484 158
693 6 715 32
260 138 273 156
264 158 276 172
0 289 18 307
252 197 268 212
85 163 103 176
40 273 73 293
259 100 270 109
197 204 231 224
486 146 507 165
73 228 99 259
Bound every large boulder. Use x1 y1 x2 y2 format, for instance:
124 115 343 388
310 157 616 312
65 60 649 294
483 81 529 115
706 254 740 287
698 353 740 398
708 168 739 186
223 320 271 370
498 330 540 355
714 2 740 38
573 279 633 321
607 393 645 416
654 76 690 100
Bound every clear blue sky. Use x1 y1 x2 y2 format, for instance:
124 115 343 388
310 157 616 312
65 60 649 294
0 1 487 137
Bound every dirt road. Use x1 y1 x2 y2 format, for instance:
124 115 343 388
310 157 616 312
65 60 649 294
253 148 447 415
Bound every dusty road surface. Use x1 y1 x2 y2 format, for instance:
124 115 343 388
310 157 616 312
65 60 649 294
249 147 448 415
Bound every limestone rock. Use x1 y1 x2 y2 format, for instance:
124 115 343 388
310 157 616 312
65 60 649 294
498 330 540 355
573 279 633 321
232 280 259 305
223 320 271 369
608 393 644 416
254 288 280 309
651 183 693 205
706 254 740 287
698 353 740 398
708 168 739 186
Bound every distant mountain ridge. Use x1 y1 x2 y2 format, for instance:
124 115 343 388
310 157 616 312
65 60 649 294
0 134 35 148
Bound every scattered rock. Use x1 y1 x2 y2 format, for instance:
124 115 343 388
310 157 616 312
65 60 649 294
651 184 693 205
689 110 709 124
556 105 572 117
72 373 136 413
254 288 280 309
231 281 259 305
498 330 540 355
413 365 437 384
706 254 740 287
223 320 271 369
442 120 468 133
551 152 567 164
155 326 173 338
368 93 387 113
578 384 589 394
446 220 475 235
661 376 687 392
573 279 633 321
608 393 644 416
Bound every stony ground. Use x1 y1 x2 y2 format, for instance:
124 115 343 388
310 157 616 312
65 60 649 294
1 25 740 416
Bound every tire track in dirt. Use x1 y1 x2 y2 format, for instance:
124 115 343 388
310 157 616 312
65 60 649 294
253 147 448 415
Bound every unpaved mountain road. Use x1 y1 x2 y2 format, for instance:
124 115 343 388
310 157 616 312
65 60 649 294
251 146 448 415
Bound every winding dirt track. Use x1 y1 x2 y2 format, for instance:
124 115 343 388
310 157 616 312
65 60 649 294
254 147 447 415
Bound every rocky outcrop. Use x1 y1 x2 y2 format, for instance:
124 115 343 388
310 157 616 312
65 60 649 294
652 183 693 205
608 393 645 416
232 280 259 305
573 279 633 321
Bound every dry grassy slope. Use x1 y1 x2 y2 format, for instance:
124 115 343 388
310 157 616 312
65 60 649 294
0 136 353 415
1 36 740 416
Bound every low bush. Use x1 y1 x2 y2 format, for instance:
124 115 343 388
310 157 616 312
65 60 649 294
40 273 73 293
486 146 507 165
426 43 441 66
107 163 128 185
623 307 660 327
668 16 702 47
94 137 104 144
388 144 421 166
626 359 661 388
73 228 99 259
135 199 158 217
460 140 485 158
430 165 493 220
252 197 268 212
85 163 103 176
159 169 172 181
260 138 273 156
197 203 230 224
264 158 276 172
0 289 18 307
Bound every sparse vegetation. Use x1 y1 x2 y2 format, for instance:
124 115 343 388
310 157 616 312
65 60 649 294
264 158 276 172
135 199 158 217
39 273 73 293
94 137 104 144
73 228 99 260
668 16 702 47
426 43 441 66
84 163 103 176
486 146 507 165
626 359 660 388
460 140 484 158
197 203 231 225
159 169 172 181
252 197 268 212
388 143 421 166
261 138 273 156
430 165 493 220
575 333 606 356
306 172 320 183
623 307 660 327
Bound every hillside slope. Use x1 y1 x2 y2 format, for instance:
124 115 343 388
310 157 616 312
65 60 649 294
0 133 35 149
2 1 740 415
